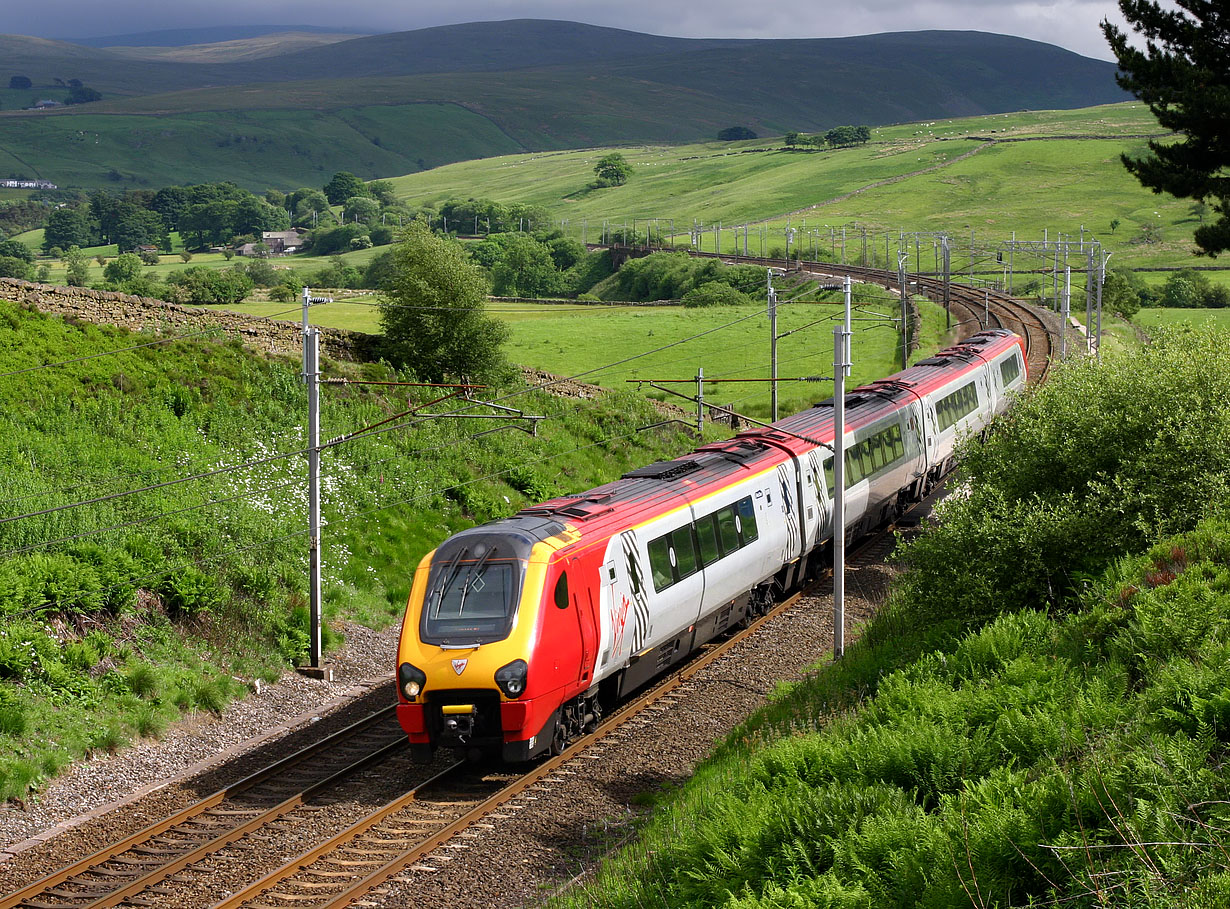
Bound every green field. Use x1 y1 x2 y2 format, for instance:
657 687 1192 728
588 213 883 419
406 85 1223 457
1135 306 1230 332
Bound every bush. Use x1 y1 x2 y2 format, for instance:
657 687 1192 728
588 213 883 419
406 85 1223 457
0 256 32 280
165 266 253 305
682 281 754 307
899 326 1230 627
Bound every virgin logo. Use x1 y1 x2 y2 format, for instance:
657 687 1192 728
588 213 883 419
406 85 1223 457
451 659 468 675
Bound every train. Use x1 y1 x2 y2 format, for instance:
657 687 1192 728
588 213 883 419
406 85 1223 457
396 329 1027 762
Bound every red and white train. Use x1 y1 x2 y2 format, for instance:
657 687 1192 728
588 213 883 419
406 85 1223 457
396 329 1027 761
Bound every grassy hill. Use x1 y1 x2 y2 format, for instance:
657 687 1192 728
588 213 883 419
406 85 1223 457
385 102 1196 270
0 22 1124 189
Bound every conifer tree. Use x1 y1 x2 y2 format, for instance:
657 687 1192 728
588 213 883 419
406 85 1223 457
1103 1 1230 255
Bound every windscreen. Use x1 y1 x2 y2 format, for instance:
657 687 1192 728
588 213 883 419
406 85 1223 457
420 537 525 644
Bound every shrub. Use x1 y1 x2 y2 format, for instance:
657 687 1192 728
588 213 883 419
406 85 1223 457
682 281 753 307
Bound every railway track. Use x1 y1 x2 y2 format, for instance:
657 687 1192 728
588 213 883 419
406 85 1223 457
0 708 408 909
796 261 1057 381
201 512 919 909
665 247 1059 382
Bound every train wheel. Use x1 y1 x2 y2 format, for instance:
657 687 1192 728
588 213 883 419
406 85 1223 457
551 722 569 756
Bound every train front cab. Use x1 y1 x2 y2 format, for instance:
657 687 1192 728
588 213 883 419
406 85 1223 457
396 518 593 763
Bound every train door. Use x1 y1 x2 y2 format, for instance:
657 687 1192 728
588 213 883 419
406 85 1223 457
599 531 650 669
571 557 597 687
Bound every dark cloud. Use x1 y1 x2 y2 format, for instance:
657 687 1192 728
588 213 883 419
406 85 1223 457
22 1 1122 61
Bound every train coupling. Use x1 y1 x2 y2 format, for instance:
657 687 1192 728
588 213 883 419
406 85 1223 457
441 703 476 742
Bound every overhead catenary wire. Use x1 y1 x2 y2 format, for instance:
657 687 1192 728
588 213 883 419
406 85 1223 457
0 299 799 541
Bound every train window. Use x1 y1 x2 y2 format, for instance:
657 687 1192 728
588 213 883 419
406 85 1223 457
648 536 674 592
936 382 978 431
554 572 569 609
423 548 520 644
671 526 699 580
737 497 759 543
891 424 905 460
824 457 834 493
1000 353 1021 386
717 507 740 555
870 435 887 471
696 514 721 566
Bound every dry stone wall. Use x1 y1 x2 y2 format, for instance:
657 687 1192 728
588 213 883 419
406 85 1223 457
0 278 380 363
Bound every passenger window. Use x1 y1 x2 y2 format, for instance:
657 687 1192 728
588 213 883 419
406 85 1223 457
671 527 698 579
716 507 740 554
696 514 721 567
737 497 758 543
648 536 674 592
553 572 569 609
892 425 905 459
823 457 834 493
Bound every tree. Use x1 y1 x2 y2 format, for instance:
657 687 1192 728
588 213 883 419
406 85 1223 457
491 234 559 297
1103 1 1230 255
103 253 143 284
43 207 96 252
367 180 397 206
0 239 34 263
593 153 633 188
0 256 33 280
293 190 332 226
783 131 802 147
64 85 102 105
323 171 367 205
8 76 31 90
112 209 169 252
377 222 509 383
342 195 380 225
64 246 89 287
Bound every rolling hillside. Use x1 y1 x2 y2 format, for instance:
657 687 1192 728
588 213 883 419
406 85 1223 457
0 21 1126 189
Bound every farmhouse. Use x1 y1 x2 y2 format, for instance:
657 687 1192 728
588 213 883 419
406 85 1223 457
237 229 308 257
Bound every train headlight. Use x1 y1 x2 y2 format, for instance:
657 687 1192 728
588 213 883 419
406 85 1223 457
398 662 427 701
494 659 528 699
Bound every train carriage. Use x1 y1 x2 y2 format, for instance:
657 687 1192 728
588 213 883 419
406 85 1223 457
396 329 1027 762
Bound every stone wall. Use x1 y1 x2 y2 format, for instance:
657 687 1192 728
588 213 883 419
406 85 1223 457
0 278 381 363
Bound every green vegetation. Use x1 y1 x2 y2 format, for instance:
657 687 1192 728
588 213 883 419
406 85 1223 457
378 223 509 383
0 299 705 801
560 326 1230 908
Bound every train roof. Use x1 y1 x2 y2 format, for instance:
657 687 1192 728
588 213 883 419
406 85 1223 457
516 329 1023 543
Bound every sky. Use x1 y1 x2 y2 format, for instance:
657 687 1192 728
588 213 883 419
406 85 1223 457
23 1 1128 62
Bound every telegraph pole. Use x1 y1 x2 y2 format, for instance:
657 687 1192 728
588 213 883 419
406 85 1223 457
832 276 852 659
301 286 332 679
942 236 952 331
767 269 779 421
897 251 909 370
